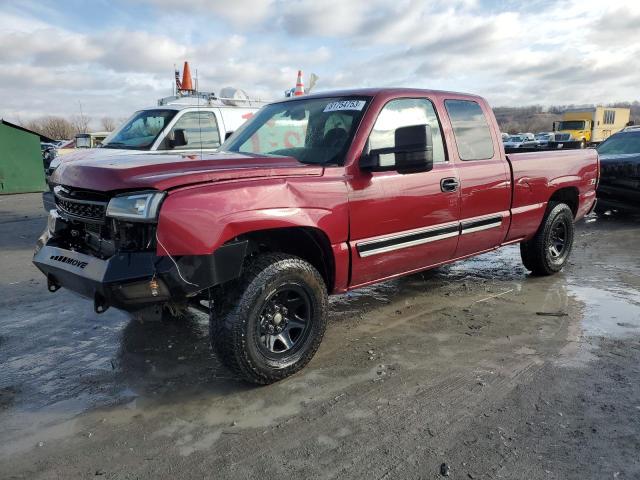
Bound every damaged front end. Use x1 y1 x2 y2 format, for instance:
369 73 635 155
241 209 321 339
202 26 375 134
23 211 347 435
33 186 246 315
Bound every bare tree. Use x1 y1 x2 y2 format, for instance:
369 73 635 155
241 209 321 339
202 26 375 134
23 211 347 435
23 116 75 140
70 113 90 134
100 117 117 131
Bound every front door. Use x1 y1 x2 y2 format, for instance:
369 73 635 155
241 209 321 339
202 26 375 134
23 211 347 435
348 97 460 287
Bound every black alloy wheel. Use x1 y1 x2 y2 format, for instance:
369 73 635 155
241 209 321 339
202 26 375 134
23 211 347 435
548 220 568 259
257 284 312 356
210 253 328 384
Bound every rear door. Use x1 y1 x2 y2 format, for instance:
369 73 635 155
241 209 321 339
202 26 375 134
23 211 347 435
348 97 460 287
443 99 511 257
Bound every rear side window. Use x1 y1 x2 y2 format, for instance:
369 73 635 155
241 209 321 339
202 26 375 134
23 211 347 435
445 100 494 161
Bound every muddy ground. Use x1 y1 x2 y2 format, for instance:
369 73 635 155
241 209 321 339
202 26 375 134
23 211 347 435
0 192 639 480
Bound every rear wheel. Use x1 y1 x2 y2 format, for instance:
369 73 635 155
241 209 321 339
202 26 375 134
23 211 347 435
210 253 328 384
520 202 575 276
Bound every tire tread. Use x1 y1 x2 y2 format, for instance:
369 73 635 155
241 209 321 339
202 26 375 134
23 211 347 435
210 253 327 384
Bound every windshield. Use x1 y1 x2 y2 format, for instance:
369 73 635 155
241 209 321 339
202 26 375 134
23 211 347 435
221 96 370 165
597 133 640 155
535 134 552 140
557 120 586 131
507 136 524 142
102 109 177 150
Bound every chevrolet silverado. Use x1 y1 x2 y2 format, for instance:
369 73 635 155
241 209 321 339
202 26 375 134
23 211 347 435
34 88 599 384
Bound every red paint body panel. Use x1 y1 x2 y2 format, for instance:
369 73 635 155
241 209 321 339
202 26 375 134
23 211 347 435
52 88 599 294
157 171 350 256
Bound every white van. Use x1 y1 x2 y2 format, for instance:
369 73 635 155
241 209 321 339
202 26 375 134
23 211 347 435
47 93 266 174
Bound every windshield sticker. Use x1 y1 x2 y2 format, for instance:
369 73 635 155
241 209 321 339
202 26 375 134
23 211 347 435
323 100 366 113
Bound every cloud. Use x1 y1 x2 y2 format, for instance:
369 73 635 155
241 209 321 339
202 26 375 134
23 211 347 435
1 0 640 125
139 0 275 26
278 0 371 36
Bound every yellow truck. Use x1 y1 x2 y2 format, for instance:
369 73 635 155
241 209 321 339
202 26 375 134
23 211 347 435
553 107 630 148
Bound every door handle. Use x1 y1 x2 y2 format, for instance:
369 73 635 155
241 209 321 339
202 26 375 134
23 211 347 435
440 177 460 192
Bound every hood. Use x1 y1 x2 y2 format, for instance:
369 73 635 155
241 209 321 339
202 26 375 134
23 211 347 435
51 151 323 192
49 147 149 170
60 147 151 162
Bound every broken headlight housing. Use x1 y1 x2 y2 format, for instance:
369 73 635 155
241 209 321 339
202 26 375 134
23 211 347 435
106 191 165 223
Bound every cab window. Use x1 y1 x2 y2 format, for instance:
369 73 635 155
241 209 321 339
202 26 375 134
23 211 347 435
161 111 221 150
368 98 446 167
444 100 494 161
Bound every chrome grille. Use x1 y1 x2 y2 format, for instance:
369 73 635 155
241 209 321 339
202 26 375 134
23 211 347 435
54 187 108 223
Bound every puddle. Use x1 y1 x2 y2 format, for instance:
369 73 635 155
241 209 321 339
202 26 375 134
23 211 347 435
569 284 640 338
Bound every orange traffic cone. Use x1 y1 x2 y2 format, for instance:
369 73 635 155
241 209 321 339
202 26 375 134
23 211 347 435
294 70 304 96
181 61 194 92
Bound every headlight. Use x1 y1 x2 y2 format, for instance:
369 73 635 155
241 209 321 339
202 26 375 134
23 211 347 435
106 191 165 222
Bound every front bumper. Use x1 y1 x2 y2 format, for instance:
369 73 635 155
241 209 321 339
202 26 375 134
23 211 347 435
33 230 247 313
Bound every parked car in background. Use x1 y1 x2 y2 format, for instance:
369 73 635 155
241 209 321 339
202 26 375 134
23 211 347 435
596 125 640 212
504 135 525 148
504 135 537 149
535 132 556 148
40 142 57 170
518 132 535 141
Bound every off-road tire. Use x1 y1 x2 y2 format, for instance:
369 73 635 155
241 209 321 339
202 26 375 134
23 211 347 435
210 253 328 384
520 202 575 276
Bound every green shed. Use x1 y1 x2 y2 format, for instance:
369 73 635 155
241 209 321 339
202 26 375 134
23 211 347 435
0 119 48 194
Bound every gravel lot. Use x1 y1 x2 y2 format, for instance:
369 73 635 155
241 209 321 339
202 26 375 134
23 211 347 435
1 192 639 479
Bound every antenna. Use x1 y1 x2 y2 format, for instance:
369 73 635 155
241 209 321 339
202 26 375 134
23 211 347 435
78 100 86 133
196 68 203 160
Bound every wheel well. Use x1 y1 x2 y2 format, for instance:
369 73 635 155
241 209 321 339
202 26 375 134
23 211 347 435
549 187 579 217
237 227 335 291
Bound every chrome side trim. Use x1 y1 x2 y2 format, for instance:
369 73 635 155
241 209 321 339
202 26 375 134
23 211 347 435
356 222 460 258
460 221 503 235
460 215 503 235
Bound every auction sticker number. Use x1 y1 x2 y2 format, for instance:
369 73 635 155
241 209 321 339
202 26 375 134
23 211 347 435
324 100 366 113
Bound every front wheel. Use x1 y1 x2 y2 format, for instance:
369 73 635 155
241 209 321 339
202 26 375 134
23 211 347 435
210 253 328 384
520 202 575 276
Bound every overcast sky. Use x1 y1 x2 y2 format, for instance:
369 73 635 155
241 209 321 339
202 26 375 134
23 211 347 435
1 0 638 124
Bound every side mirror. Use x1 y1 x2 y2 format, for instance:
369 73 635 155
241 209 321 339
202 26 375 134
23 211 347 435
169 128 187 148
361 124 433 174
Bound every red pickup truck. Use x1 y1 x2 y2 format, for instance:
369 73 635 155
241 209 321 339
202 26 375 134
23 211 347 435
34 88 599 384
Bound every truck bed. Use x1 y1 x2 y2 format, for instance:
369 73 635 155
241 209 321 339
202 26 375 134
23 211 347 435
505 149 599 242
